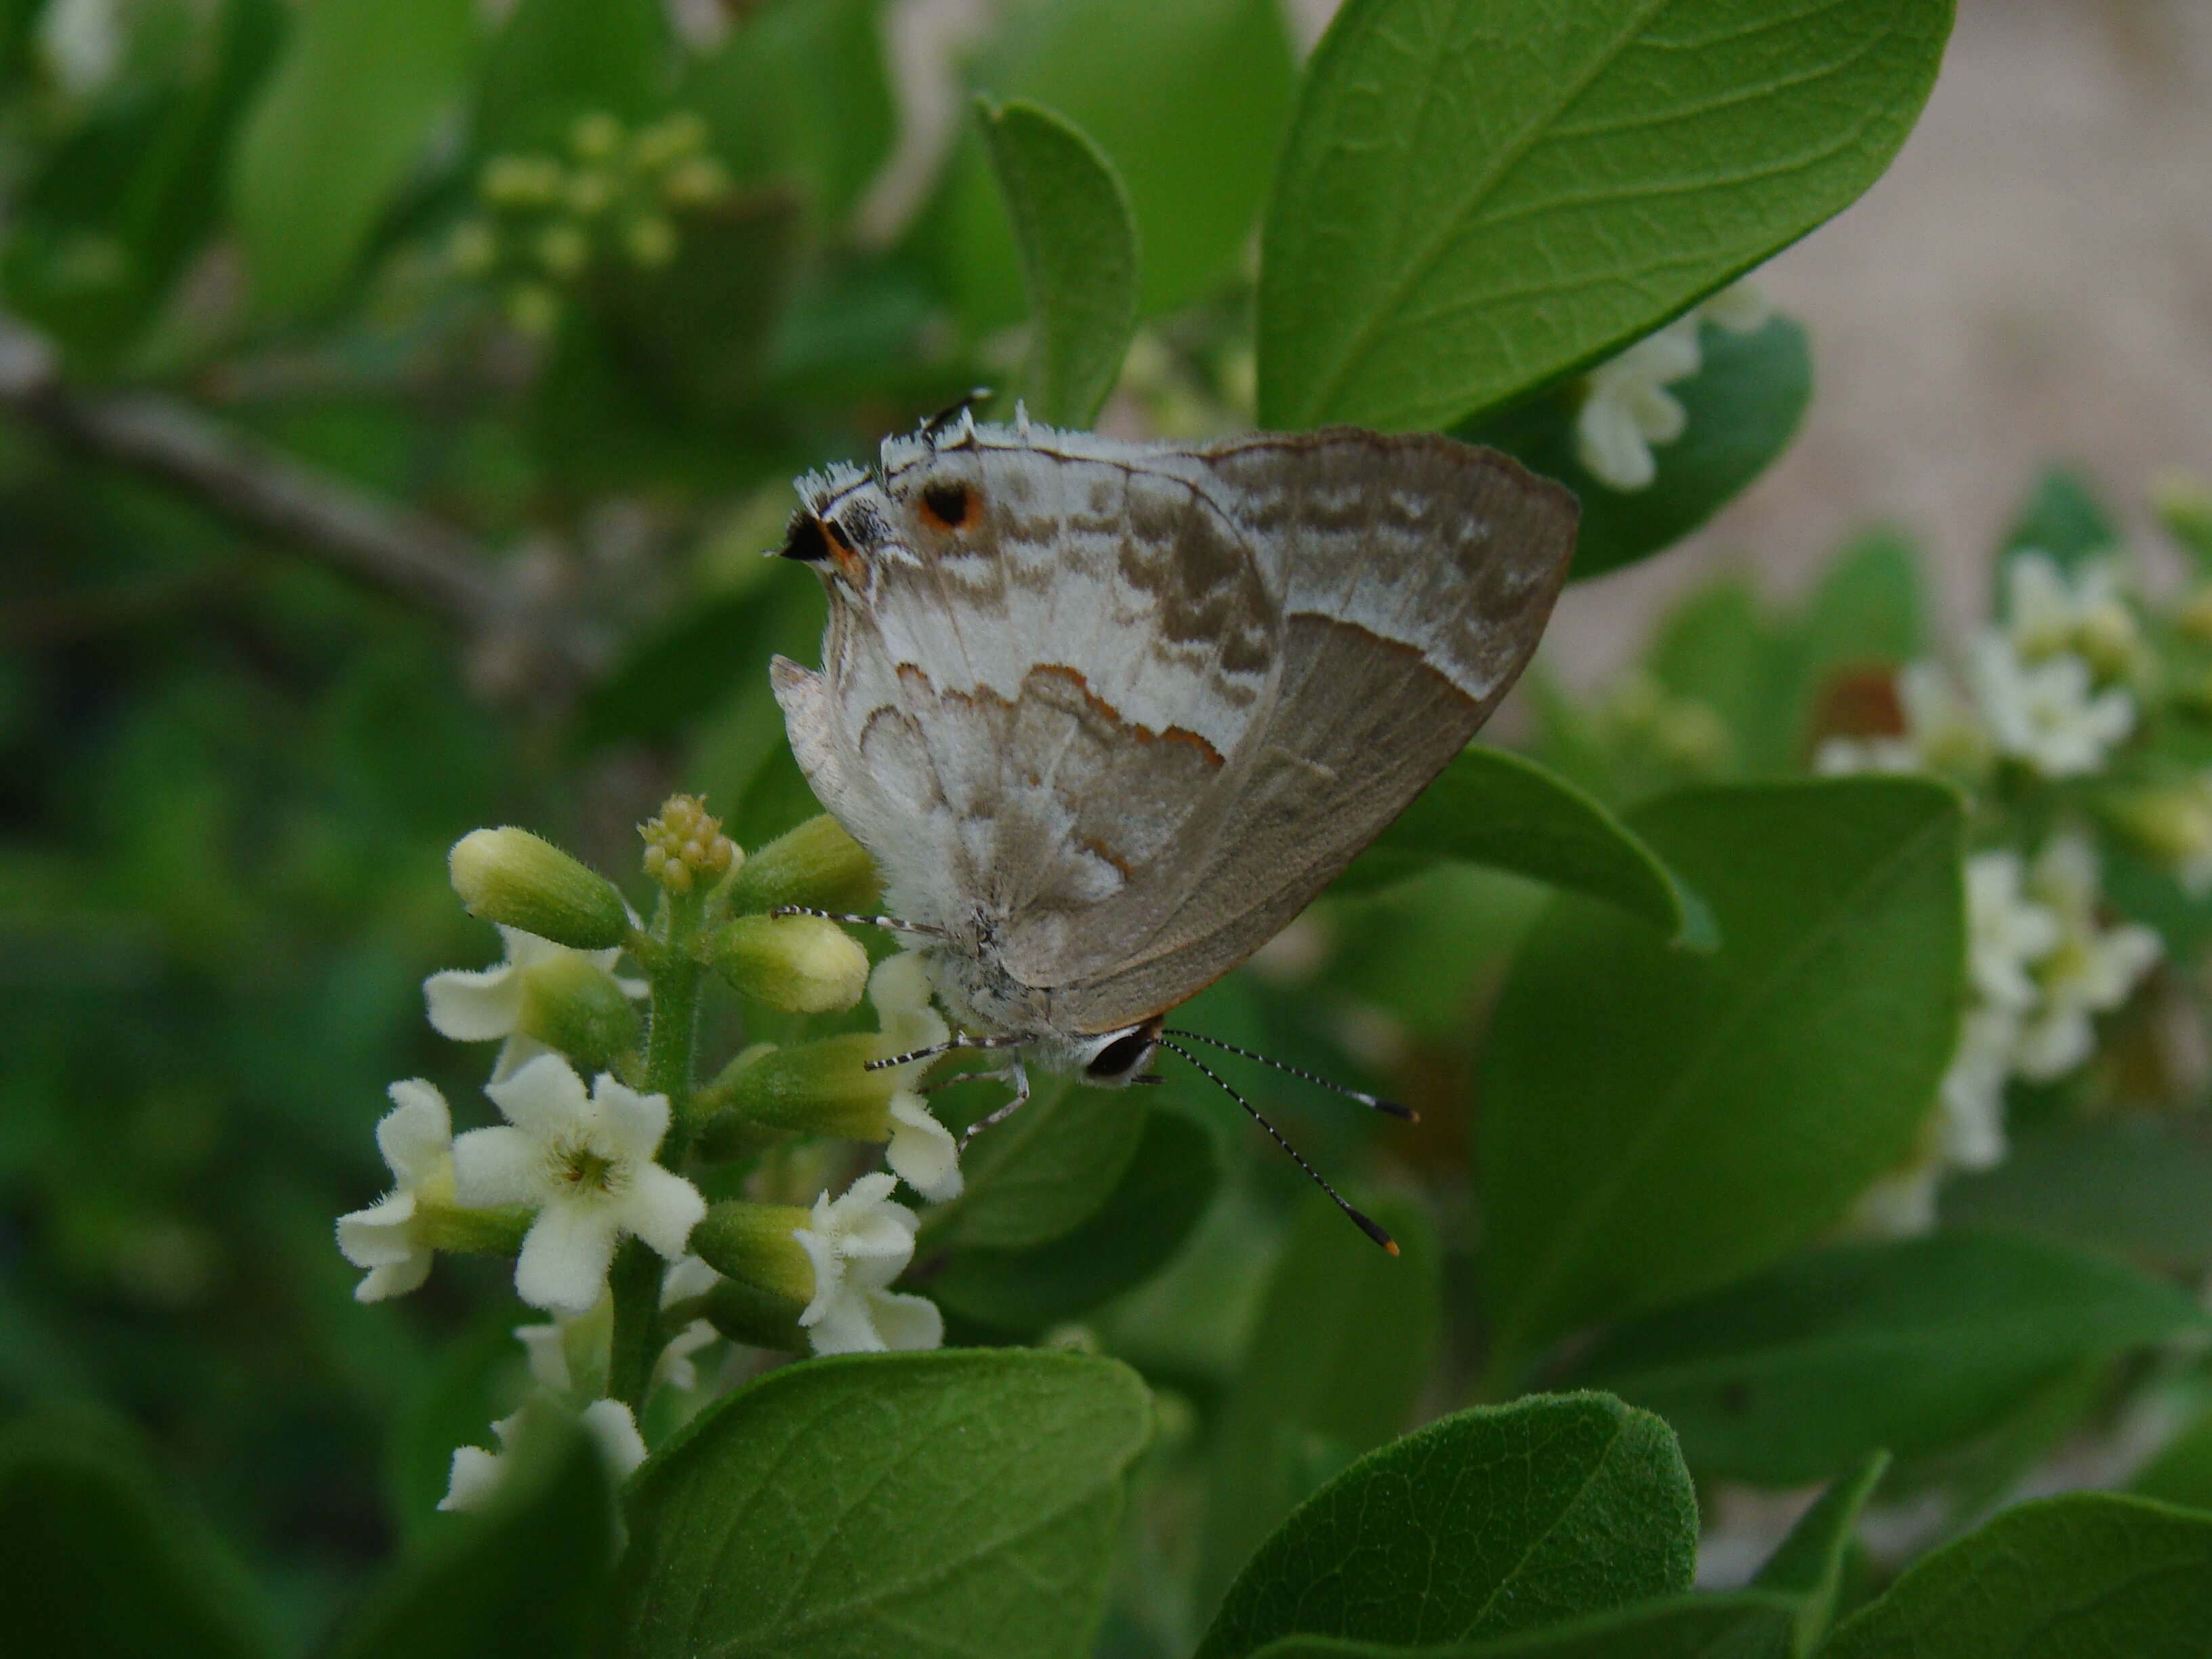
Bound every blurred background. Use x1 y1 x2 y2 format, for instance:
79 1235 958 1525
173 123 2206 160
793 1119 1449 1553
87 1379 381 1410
3 0 2208 1645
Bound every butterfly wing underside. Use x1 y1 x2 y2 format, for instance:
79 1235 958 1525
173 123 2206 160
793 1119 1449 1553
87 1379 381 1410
773 426 1576 1036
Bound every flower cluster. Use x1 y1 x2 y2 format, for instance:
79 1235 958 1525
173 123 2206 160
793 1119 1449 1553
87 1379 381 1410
334 798 966 1514
1574 280 1774 492
447 108 735 333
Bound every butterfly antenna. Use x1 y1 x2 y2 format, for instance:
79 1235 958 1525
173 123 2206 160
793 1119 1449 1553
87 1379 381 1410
1162 1028 1416 1122
1158 1040 1398 1255
864 1032 1027 1073
920 387 993 444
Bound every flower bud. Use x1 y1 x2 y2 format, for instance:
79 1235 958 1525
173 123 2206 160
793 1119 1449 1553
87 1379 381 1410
569 110 624 163
623 213 678 270
659 155 731 208
631 110 708 171
690 1200 814 1351
2110 781 2212 867
724 814 881 915
565 169 615 218
514 951 644 1069
709 1036 893 1138
536 222 590 277
640 794 736 897
447 218 499 276
449 827 628 950
703 915 867 1013
480 153 565 208
504 282 560 335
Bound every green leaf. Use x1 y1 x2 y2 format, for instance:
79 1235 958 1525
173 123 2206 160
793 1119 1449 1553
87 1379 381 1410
476 0 670 150
612 1350 1152 1659
2129 1401 2212 1513
928 1103 1221 1331
1197 1393 1696 1659
1481 778 1965 1370
2001 465 2122 567
1467 316 1813 583
946 0 1294 324
1749 1452 1888 1654
1259 0 1952 430
1336 744 1716 949
1797 529 1925 676
1246 1593 1800 1659
0 1415 279 1659
230 0 477 314
977 98 1141 428
921 1074 1149 1253
1821 1493 2212 1658
1199 1195 1442 1613
326 1410 616 1659
1940 1118 2212 1275
1574 1231 2209 1484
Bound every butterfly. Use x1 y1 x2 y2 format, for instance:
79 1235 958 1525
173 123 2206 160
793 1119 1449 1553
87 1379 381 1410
771 407 1576 1246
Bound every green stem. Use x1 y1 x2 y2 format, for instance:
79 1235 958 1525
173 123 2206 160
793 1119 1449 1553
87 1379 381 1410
608 884 705 1411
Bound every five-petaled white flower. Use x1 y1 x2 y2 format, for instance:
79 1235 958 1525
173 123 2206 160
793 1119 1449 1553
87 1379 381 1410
790 1172 943 1355
1964 849 2062 1012
1816 662 1996 780
424 925 645 1080
2003 552 2140 679
2012 833 2161 1081
869 953 962 1201
439 1398 647 1513
1969 632 2134 779
452 1054 706 1315
335 1080 457 1302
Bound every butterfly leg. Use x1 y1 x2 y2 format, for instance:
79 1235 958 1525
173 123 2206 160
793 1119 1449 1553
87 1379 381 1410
956 1059 1031 1152
770 907 951 941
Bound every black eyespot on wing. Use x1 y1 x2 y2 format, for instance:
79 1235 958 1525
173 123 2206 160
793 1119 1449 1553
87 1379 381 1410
919 480 975 531
780 512 830 562
1086 1025 1158 1082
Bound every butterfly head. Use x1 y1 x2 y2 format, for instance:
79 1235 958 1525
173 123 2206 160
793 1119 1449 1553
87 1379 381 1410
1072 1018 1164 1088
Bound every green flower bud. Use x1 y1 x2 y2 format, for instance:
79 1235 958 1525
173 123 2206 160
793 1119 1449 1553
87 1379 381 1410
703 915 867 1014
480 153 565 209
659 154 732 209
514 952 643 1069
449 827 628 950
724 814 882 915
709 1036 893 1138
691 1200 813 1351
622 213 678 270
569 110 625 162
640 794 736 896
447 218 499 276
504 282 560 335
565 169 615 218
415 1201 534 1257
631 110 709 171
535 222 590 277
2110 783 2212 867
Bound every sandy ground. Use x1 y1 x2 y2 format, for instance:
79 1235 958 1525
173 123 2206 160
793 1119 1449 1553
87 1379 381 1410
1540 0 2212 679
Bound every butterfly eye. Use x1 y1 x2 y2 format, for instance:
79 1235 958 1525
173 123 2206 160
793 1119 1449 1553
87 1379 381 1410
918 480 976 531
1084 1026 1157 1082
779 512 830 562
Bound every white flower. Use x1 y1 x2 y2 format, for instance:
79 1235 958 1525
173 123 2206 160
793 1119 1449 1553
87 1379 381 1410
1964 850 2062 1011
790 1172 943 1356
2012 834 2161 1080
1698 279 1772 335
1815 662 1996 780
1848 1158 1942 1238
335 1081 456 1302
1574 316 1702 491
424 926 645 1081
870 954 963 1202
2003 552 2140 678
655 1255 721 1391
1969 632 2134 779
1936 1005 2020 1172
439 1398 647 1513
452 1054 706 1315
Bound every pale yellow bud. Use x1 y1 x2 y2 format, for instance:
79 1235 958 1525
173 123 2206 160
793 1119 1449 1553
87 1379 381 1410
480 154 565 209
569 110 624 162
535 222 590 277
659 155 731 209
448 828 628 949
703 915 867 1015
631 110 709 171
623 214 678 270
504 283 560 335
724 815 881 915
447 218 499 276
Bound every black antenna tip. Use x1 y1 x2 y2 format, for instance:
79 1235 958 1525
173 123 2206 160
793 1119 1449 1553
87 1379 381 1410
1374 1097 1417 1122
1347 1205 1399 1254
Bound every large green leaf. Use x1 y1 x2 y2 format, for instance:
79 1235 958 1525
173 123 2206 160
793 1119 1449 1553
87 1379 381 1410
476 0 670 150
1748 1452 1887 1654
612 1351 1151 1659
1198 1195 1441 1614
230 0 477 314
1197 1393 1697 1659
1941 1118 2212 1275
2130 1401 2212 1513
947 0 1294 324
1 1417 279 1659
1259 0 1952 430
1822 1493 2212 1658
927 1103 1221 1332
1246 1594 1799 1659
1481 778 1965 1372
325 1412 616 1659
1467 316 1812 583
1575 1232 2210 1484
1336 744 1715 948
977 98 1140 428
920 1074 1148 1254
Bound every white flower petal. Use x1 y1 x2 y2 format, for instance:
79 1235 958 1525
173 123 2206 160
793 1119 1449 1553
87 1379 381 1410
654 1319 717 1392
579 1399 648 1482
491 1032 554 1084
1700 281 1771 333
792 1224 843 1327
592 1075 672 1162
619 1163 707 1261
886 1091 962 1202
865 1289 944 1353
515 1321 571 1393
805 1295 888 1355
486 1053 592 1140
1574 395 1654 491
424 962 524 1042
515 1204 623 1315
1624 381 1687 445
378 1081 454 1187
451 1125 547 1208
354 1253 434 1302
439 1445 506 1513
660 1254 719 1307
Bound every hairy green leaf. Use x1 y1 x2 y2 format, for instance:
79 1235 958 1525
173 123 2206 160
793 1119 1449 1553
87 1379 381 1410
1261 0 1952 430
1822 1493 2212 1658
1199 1195 1441 1614
1576 1232 2209 1483
920 1074 1148 1254
1482 779 1964 1371
1246 1593 1799 1659
230 0 476 314
978 98 1140 427
1336 744 1715 948
1197 1393 1696 1659
1750 1452 1887 1654
613 1351 1151 1659
1467 316 1812 583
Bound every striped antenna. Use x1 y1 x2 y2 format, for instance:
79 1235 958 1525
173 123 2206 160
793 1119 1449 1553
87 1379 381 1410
1162 1028 1415 1122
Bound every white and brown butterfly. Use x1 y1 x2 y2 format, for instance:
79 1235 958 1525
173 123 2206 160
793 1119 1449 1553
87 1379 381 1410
771 407 1576 1246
